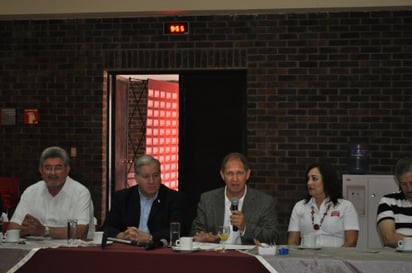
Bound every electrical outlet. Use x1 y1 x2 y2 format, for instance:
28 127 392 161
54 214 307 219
70 147 77 157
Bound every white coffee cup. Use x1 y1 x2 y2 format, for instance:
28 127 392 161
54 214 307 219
5 229 20 242
397 237 412 250
175 236 193 250
93 231 104 245
301 233 316 248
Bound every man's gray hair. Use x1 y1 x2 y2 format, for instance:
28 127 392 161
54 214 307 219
395 157 412 181
39 146 70 168
134 155 161 174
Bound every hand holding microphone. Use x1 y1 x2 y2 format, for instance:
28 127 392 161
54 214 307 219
230 199 239 231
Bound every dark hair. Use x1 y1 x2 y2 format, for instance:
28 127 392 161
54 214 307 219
304 162 341 206
220 152 250 172
394 157 412 180
39 146 70 168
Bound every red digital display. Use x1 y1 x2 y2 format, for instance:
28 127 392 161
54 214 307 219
164 22 189 35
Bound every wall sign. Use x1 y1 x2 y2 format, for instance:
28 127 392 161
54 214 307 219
0 108 16 126
24 109 39 125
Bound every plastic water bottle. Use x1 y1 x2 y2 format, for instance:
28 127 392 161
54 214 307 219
348 144 369 174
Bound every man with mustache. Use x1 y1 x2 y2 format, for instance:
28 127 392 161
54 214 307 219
9 146 94 240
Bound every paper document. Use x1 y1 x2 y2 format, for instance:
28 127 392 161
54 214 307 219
194 242 256 250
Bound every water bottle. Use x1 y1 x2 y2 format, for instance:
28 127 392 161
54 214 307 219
348 144 369 174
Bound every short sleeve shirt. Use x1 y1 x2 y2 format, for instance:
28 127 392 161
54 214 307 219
288 197 359 247
11 176 94 234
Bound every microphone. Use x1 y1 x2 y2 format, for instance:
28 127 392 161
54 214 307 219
101 227 109 249
231 199 239 231
157 238 168 248
145 238 168 250
108 237 140 246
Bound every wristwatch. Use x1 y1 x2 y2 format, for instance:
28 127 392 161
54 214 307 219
44 226 50 237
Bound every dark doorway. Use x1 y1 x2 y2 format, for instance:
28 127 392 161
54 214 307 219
178 70 247 233
107 70 247 233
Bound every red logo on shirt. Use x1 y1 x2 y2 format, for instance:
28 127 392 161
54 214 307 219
331 210 340 217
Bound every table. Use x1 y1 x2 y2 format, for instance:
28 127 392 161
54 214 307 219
259 246 412 273
2 240 412 273
10 242 269 273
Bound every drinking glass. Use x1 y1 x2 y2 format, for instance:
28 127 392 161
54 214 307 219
169 222 181 247
218 225 230 252
67 219 78 245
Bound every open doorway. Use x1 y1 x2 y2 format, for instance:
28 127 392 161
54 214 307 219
114 74 179 191
106 70 247 231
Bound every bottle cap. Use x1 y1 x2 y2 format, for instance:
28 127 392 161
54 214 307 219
278 247 289 255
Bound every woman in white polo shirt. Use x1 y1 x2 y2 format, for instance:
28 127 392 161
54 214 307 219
287 162 359 247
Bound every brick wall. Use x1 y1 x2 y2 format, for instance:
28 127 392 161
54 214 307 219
1 10 411 243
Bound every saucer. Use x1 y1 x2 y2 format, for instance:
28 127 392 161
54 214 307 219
25 236 45 241
93 241 113 246
396 246 412 253
172 246 200 253
298 245 322 250
3 238 26 243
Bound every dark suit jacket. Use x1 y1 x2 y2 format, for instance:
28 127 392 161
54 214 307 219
190 186 279 244
103 184 187 242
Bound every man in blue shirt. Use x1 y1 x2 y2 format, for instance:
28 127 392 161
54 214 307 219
103 155 187 244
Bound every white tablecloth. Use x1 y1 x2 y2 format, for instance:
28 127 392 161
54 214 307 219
0 239 93 273
2 240 412 273
249 246 412 273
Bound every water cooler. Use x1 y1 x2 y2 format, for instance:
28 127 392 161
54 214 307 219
342 174 398 249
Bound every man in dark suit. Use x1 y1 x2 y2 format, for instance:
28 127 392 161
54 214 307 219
190 152 279 245
103 155 187 244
